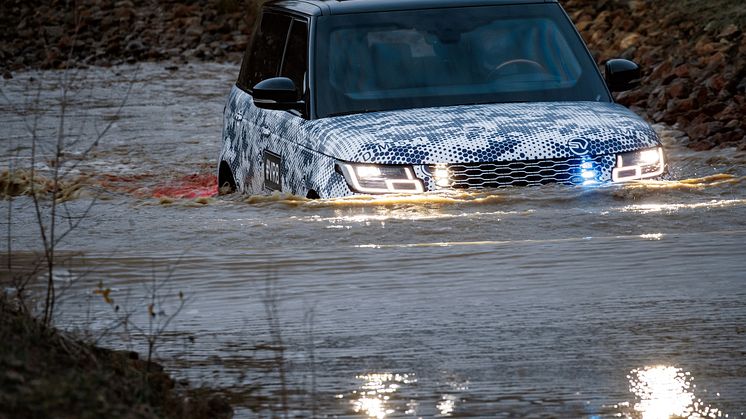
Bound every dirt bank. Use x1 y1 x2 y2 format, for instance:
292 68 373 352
0 296 232 419
0 0 261 69
566 0 746 150
0 0 743 148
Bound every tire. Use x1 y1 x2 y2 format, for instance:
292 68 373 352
218 161 237 195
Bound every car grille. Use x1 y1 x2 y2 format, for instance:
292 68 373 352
444 155 613 189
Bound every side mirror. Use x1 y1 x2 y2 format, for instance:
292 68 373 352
252 77 304 111
605 59 641 92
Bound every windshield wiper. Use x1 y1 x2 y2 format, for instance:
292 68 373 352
327 109 376 117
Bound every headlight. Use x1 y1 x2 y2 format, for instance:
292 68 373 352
612 147 665 182
337 163 425 194
429 163 452 188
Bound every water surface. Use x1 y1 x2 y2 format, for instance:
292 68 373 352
2 63 745 418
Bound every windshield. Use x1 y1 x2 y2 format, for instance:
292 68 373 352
314 4 611 118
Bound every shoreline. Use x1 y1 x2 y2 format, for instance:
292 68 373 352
0 295 233 419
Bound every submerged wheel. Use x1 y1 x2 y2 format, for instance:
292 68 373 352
218 161 236 195
306 189 320 199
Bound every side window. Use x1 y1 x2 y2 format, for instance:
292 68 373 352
280 20 309 100
238 12 291 90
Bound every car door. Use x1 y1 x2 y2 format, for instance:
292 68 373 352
263 18 312 195
230 12 291 194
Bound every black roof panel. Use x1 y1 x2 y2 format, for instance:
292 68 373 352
265 0 555 16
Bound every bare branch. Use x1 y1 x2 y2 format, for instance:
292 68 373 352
53 197 97 247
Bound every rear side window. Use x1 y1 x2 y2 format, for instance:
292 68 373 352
280 20 309 100
238 12 291 90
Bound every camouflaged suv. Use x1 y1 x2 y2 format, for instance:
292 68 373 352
218 0 665 198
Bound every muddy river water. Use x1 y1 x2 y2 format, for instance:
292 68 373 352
2 63 746 418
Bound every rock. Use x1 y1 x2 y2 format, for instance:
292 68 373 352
126 40 144 53
666 79 690 99
619 33 640 50
706 74 727 93
702 102 726 116
43 25 64 39
576 20 594 32
737 78 746 93
2 71 11 79
689 139 715 151
673 64 690 78
690 86 710 107
711 130 744 147
725 119 740 129
715 102 741 121
686 121 725 139
668 97 695 113
113 6 134 20
718 24 741 40
5 370 25 383
185 24 204 38
650 60 673 82
174 4 200 18
703 52 726 72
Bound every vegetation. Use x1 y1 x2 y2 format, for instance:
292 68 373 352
0 295 232 419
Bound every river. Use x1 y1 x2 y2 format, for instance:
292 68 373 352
2 63 745 418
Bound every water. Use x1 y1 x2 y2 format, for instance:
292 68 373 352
1 63 745 418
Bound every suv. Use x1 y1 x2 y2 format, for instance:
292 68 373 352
218 0 665 198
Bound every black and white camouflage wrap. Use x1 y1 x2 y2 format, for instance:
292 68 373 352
219 85 660 198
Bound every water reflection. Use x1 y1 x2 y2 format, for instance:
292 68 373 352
350 373 416 418
639 233 663 240
622 199 746 214
436 394 458 416
627 365 723 419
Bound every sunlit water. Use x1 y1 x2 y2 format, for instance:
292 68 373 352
2 63 745 417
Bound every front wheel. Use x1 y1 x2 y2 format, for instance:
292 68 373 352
218 161 237 195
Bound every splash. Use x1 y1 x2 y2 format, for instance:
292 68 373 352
0 169 87 201
96 172 217 200
150 173 217 199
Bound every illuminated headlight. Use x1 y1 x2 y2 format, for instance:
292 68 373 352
432 164 452 188
612 147 665 182
338 163 425 194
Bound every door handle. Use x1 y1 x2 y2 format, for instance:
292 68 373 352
233 112 243 121
261 126 271 136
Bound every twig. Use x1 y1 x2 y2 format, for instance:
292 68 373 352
263 270 289 418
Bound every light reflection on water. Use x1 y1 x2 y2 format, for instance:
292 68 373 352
622 199 746 214
349 373 416 418
348 373 464 418
346 366 731 418
627 365 724 419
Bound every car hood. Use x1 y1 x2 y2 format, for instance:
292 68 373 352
304 101 660 164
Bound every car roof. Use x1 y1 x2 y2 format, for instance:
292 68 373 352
264 0 556 17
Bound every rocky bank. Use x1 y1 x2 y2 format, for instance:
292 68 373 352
1 0 744 150
565 0 746 150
